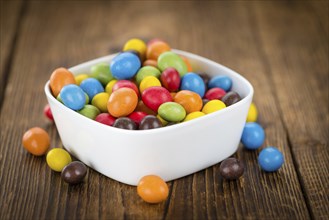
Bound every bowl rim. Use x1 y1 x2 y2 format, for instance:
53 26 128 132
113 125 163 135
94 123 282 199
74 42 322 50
44 49 254 135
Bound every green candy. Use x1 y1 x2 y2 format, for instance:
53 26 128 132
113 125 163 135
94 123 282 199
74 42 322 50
136 66 161 85
158 102 186 122
158 51 188 77
78 104 100 120
90 63 114 86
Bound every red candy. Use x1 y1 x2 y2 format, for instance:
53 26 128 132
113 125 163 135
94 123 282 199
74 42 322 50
142 87 172 112
205 88 226 100
95 113 116 126
160 67 181 92
128 111 148 126
112 80 139 96
43 104 54 121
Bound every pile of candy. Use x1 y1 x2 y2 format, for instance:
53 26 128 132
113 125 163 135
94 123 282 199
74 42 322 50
22 38 284 204
49 38 241 130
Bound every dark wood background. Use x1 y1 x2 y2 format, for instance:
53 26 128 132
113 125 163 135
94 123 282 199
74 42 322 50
1 1 328 219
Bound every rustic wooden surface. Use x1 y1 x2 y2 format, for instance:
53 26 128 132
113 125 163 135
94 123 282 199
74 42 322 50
0 1 328 219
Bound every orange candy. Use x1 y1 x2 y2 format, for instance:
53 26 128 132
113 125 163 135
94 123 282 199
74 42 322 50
22 127 50 156
143 59 158 68
146 41 171 60
135 100 156 116
137 175 169 203
180 56 193 72
174 90 203 113
107 88 138 117
49 67 76 97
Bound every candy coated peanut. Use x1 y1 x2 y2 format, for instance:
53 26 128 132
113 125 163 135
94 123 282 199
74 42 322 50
241 122 265 150
143 59 158 68
258 147 284 172
105 79 118 95
136 66 161 85
113 117 137 130
22 127 50 156
208 75 232 92
174 90 203 114
141 87 172 112
123 38 147 60
75 74 89 85
112 80 139 96
158 102 186 122
160 67 181 92
180 72 206 98
61 161 87 184
139 76 161 93
50 67 76 97
158 51 188 77
78 104 100 120
108 88 138 117
110 52 141 80
183 111 205 122
137 175 169 203
92 92 110 112
202 100 226 114
43 104 54 121
90 63 113 86
46 148 72 172
246 102 258 122
80 78 104 100
95 113 116 126
60 84 86 110
146 41 171 60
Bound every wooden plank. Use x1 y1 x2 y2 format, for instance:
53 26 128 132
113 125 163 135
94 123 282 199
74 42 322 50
0 0 24 108
252 1 329 219
0 1 316 219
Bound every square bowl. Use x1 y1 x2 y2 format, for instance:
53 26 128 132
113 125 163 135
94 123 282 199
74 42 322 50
44 49 253 186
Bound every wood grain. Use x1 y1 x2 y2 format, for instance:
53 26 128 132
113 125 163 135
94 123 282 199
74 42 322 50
252 1 329 218
0 0 24 108
0 1 327 219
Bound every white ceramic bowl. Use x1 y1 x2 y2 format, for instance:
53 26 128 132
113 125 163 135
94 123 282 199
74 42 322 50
45 49 253 186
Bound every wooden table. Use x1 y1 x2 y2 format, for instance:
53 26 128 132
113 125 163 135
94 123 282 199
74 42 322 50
1 1 328 219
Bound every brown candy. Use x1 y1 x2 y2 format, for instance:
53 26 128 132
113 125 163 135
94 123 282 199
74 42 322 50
61 161 87 184
139 115 162 130
219 158 244 180
113 117 137 130
221 91 241 106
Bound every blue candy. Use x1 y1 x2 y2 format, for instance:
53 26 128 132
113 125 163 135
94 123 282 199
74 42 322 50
80 78 104 100
60 84 86 110
258 147 284 172
241 122 265 150
208 75 232 92
110 52 141 80
180 72 205 97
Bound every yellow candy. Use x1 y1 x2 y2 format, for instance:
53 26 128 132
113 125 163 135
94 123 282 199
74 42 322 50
105 79 118 95
123 38 147 60
75 74 89 85
202 100 226 114
246 102 258 122
183 111 205 122
139 76 161 93
157 114 168 126
92 92 110 112
46 148 72 172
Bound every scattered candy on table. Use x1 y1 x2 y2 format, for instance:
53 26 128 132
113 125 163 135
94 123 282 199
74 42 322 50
43 104 54 121
46 148 72 172
61 161 88 184
258 147 284 172
219 158 245 180
22 127 50 156
241 122 265 150
137 175 169 203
